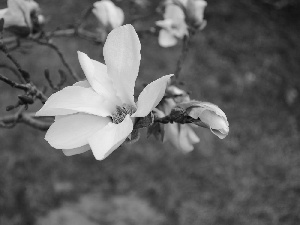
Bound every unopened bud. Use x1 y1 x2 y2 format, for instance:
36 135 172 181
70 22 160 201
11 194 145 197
18 95 34 104
178 101 229 139
185 0 207 29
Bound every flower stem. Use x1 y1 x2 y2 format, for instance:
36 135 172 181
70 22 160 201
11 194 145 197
173 28 197 83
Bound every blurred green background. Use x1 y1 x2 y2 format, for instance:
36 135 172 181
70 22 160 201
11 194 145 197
1 0 300 224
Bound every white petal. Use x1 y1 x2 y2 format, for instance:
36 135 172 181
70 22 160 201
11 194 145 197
200 110 228 130
36 86 115 117
132 75 173 117
158 29 178 47
210 128 227 139
164 123 199 152
73 80 91 88
77 52 120 105
88 115 133 160
165 4 185 21
0 9 7 19
178 0 188 7
111 6 124 28
186 125 200 144
62 145 90 156
103 24 141 105
164 123 180 144
45 113 110 149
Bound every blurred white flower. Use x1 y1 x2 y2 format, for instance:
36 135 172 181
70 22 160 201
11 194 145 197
183 101 229 139
93 0 124 32
0 0 43 35
36 25 172 160
161 98 200 152
156 3 188 47
179 0 207 28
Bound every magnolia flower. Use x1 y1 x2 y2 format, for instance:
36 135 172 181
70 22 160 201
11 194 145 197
161 97 200 152
179 0 207 28
179 101 229 139
36 25 172 160
156 3 188 47
93 0 124 32
0 0 43 36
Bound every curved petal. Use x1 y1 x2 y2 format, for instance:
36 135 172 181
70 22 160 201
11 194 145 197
210 128 227 139
0 9 7 19
164 122 179 144
77 52 120 105
103 24 141 105
45 113 111 149
132 75 173 117
62 145 90 156
164 123 199 152
73 80 91 88
200 110 228 130
186 125 200 144
112 5 124 28
35 86 116 117
158 29 178 47
179 125 200 152
165 4 185 21
88 115 133 160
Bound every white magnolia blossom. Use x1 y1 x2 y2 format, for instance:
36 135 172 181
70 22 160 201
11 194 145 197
187 102 229 139
0 0 43 33
36 25 172 160
161 97 200 152
93 0 124 32
156 3 188 47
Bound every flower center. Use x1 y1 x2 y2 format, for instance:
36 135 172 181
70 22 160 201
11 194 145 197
111 104 137 124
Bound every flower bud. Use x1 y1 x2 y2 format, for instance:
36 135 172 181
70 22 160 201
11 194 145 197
0 0 43 36
185 0 207 28
179 101 229 139
156 4 188 47
166 85 190 103
93 0 124 32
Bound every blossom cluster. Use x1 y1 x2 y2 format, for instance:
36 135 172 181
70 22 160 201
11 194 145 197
0 0 229 161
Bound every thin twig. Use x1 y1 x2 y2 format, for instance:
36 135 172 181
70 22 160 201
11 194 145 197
0 110 52 130
0 106 25 128
75 6 93 30
0 73 28 91
174 33 192 80
0 42 29 83
0 63 23 82
30 38 80 81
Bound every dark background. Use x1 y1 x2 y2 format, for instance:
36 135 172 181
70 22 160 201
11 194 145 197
0 0 300 224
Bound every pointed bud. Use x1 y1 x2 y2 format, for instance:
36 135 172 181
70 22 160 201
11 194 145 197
18 95 34 104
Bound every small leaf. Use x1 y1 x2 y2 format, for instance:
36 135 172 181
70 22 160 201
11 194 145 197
6 105 15 111
147 122 165 142
126 129 140 144
133 112 154 129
